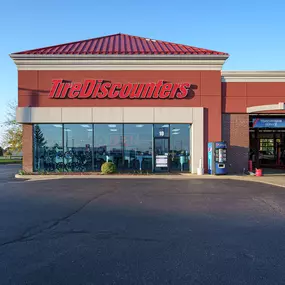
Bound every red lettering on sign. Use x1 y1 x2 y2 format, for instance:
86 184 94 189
49 79 62 98
60 82 71 98
109 83 122 98
79 80 96 98
55 82 66 98
152 80 163 99
49 80 193 99
92 80 102 98
119 83 132 98
159 83 172 99
98 82 111 98
69 83 82 99
176 83 191 99
129 83 144 99
141 83 155 98
169 83 180 99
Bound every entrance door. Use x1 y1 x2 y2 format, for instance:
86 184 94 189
154 138 169 172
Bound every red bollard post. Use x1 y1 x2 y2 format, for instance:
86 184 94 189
248 160 253 172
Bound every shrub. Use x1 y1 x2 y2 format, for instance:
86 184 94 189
101 162 117 174
18 169 26 175
18 169 32 175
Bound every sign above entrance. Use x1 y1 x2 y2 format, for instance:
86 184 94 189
49 79 192 99
253 118 285 128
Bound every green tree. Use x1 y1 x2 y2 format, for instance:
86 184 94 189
0 146 3 156
34 125 46 148
34 125 46 169
2 101 23 153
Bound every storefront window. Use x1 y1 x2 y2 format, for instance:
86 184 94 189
94 124 123 170
33 124 63 172
169 124 191 172
33 123 191 173
124 124 153 171
63 124 93 172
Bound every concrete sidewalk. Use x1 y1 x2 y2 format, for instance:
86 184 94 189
237 174 285 188
15 172 285 188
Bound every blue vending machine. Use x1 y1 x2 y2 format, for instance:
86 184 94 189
208 141 227 175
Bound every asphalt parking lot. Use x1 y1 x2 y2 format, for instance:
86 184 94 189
0 164 21 183
1 166 285 284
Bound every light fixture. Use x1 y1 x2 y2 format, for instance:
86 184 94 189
87 129 93 132
110 129 117 132
53 124 62 128
108 124 116 128
172 132 179 135
172 128 180 132
81 124 90 128
65 129 71 132
136 124 144 128
162 124 169 128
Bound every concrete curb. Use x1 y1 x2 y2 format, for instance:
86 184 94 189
14 173 285 188
14 174 199 180
14 173 242 180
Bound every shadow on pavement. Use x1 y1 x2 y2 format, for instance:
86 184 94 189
0 178 285 284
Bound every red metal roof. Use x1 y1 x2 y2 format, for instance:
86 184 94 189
13 33 228 56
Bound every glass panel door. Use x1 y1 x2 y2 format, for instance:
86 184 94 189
154 138 169 172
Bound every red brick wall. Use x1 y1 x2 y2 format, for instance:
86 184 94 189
222 82 285 113
222 114 249 174
22 124 33 172
18 70 222 142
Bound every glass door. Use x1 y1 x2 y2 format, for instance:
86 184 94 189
154 138 170 172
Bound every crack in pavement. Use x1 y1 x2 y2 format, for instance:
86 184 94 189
34 230 162 243
253 197 285 216
28 230 163 242
0 189 116 249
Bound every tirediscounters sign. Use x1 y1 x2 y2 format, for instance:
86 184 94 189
252 118 285 128
49 79 192 99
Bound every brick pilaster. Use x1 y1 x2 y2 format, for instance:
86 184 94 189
222 114 249 174
22 124 33 172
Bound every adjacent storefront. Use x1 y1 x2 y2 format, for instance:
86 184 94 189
11 33 285 173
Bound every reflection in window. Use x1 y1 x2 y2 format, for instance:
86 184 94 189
94 124 123 170
33 123 191 173
170 124 191 172
124 124 153 171
33 124 63 172
64 124 93 172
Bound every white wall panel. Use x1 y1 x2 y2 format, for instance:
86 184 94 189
30 107 62 123
154 107 193 123
93 107 123 123
62 107 93 123
123 107 154 123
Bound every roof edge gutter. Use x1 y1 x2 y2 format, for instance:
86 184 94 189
10 54 229 61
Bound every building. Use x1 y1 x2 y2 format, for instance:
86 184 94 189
11 33 285 173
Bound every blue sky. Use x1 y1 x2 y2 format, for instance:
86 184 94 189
0 0 285 141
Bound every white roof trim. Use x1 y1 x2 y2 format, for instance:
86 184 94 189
222 71 285 82
10 56 228 71
247 102 285 113
10 54 229 60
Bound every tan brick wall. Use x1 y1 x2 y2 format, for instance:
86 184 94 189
222 114 249 174
22 124 33 172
